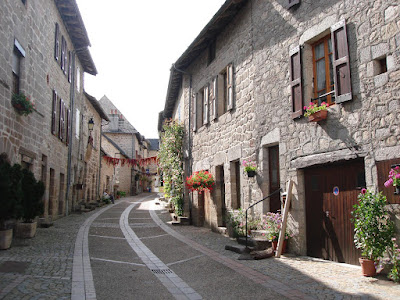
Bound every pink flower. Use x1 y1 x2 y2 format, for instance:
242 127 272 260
361 188 367 194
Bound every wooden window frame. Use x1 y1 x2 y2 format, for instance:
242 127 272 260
311 35 334 105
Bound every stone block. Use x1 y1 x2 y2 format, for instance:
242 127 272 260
371 43 389 60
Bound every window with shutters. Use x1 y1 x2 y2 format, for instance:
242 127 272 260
218 63 234 115
203 85 209 125
68 51 72 83
66 108 71 145
12 40 25 94
210 76 218 120
61 36 66 73
59 99 65 141
289 19 352 119
55 23 60 62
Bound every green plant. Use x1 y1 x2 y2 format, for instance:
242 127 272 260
18 168 45 223
158 119 184 213
258 212 292 241
242 160 257 172
304 101 329 117
117 191 126 197
351 189 394 261
384 166 400 188
225 209 261 237
0 154 23 229
11 93 35 116
172 196 184 216
387 238 400 282
185 170 215 193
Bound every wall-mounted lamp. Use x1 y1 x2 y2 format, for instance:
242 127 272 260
88 117 94 132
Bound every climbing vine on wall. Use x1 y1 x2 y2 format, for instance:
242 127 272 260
157 119 185 216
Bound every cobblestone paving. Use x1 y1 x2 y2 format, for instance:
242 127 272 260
0 210 97 299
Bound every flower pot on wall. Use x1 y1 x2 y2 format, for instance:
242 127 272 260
308 110 328 122
15 221 37 239
359 257 376 277
246 170 256 177
0 229 13 250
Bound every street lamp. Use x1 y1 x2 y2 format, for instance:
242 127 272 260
88 117 94 132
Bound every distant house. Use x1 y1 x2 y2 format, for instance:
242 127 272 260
160 0 400 265
0 0 97 219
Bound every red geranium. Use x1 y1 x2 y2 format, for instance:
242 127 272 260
186 170 215 193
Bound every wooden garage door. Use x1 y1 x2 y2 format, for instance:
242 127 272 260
305 159 364 265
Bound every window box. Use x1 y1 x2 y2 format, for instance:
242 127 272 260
308 109 327 122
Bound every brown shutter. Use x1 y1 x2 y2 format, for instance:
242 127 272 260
227 64 234 111
61 36 65 72
192 93 197 132
203 85 209 125
290 46 303 119
331 19 352 103
211 76 218 120
68 51 72 83
54 23 59 61
51 90 57 134
287 0 300 9
64 42 68 75
66 108 71 145
59 99 65 140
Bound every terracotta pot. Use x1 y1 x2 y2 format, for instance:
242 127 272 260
15 221 37 239
272 239 287 253
0 229 13 250
359 257 376 277
308 110 328 122
246 170 256 177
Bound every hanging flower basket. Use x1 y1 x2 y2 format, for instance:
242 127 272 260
246 170 256 177
186 170 215 193
11 93 35 116
308 109 328 122
243 160 257 177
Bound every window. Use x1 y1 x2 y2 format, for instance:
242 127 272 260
289 19 352 119
312 35 334 105
66 108 71 145
210 77 218 120
59 99 65 141
51 90 57 135
12 40 25 94
75 109 80 139
61 36 66 72
218 63 234 114
68 51 73 83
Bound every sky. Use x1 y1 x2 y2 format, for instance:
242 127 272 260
75 0 226 139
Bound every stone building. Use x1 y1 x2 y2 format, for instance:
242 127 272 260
0 0 97 219
99 95 159 195
161 0 400 265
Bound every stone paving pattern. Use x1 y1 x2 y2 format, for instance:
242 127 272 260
1 194 400 299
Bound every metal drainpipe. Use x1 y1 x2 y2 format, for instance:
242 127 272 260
97 122 103 200
65 52 76 216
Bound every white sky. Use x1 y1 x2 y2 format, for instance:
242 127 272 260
75 0 226 139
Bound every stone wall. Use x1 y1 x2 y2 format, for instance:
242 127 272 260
175 0 400 254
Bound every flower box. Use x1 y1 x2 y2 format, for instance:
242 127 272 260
308 109 328 122
246 170 256 177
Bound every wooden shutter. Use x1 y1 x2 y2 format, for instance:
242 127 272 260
54 23 59 61
331 19 352 103
66 108 71 145
192 93 197 132
287 0 300 9
203 85 209 125
64 42 68 75
211 77 218 120
59 99 65 140
61 36 66 72
227 64 234 111
51 90 57 134
289 46 303 119
68 51 72 83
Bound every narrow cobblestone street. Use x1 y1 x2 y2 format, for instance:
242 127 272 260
1 194 400 299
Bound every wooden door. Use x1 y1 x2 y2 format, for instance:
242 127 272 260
269 146 281 212
305 159 364 265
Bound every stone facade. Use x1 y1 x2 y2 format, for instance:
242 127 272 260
162 0 400 260
0 0 98 220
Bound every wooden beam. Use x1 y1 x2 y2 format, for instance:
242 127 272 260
275 180 293 258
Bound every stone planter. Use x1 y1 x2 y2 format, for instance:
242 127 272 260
15 221 37 239
308 110 328 122
0 229 13 250
359 257 376 277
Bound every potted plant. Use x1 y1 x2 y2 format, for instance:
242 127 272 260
185 170 215 193
243 160 257 177
351 189 394 276
15 168 45 239
259 212 292 253
304 101 329 122
384 166 400 195
0 154 23 249
11 93 35 116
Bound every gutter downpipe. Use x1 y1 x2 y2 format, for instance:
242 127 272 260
172 64 193 223
65 52 76 216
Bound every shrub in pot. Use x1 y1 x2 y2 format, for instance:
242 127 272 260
351 189 394 276
0 154 23 249
15 168 44 238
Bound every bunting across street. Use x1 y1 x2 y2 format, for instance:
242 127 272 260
103 155 158 167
